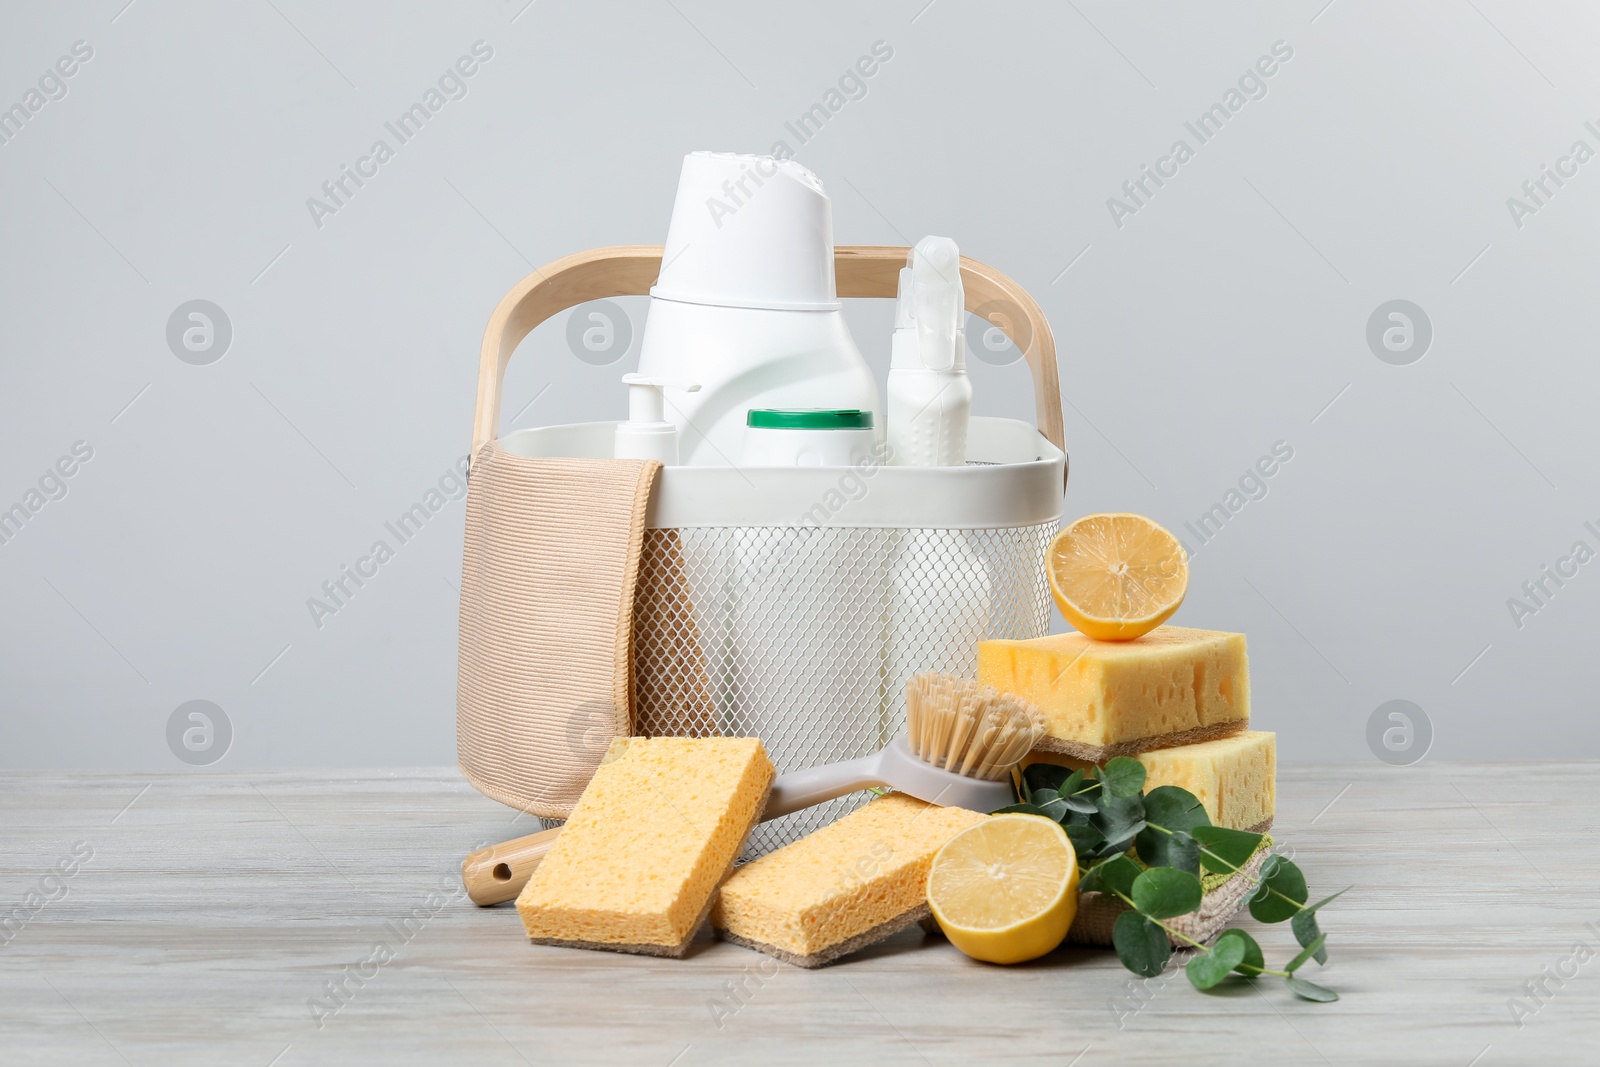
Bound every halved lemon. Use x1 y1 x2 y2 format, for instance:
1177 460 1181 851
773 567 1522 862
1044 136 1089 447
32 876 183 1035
1048 512 1188 641
927 814 1078 965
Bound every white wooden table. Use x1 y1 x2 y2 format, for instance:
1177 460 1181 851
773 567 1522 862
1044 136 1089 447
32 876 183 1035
1 764 1594 1065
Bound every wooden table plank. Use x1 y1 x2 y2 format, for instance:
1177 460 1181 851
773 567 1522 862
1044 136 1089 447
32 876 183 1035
1 764 1595 1065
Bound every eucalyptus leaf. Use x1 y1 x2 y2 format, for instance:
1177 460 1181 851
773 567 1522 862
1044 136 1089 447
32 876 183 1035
1290 887 1348 964
1091 854 1142 899
1290 911 1325 964
1064 822 1107 858
990 802 1051 818
1093 792 1147 852
1060 768 1089 797
1022 762 1070 795
1029 788 1071 822
1060 793 1100 815
1249 856 1309 923
1112 910 1170 978
1190 824 1264 874
1100 756 1147 798
1186 932 1247 990
1142 785 1211 834
1131 867 1203 919
1225 928 1266 976
1285 934 1327 974
1136 825 1200 876
1285 976 1339 1003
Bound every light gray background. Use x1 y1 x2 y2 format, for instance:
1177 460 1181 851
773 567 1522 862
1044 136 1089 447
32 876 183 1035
3 0 1595 768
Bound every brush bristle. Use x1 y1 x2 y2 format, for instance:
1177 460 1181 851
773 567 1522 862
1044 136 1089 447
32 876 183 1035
905 672 1046 781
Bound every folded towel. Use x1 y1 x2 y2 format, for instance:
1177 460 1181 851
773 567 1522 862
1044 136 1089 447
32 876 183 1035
456 444 660 819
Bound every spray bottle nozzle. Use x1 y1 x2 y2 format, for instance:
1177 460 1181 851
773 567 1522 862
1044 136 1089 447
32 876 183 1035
910 236 966 373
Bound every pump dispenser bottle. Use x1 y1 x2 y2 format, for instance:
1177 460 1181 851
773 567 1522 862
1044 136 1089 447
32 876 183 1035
614 374 700 464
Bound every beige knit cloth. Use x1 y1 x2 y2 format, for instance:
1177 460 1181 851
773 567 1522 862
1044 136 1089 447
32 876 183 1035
456 443 661 819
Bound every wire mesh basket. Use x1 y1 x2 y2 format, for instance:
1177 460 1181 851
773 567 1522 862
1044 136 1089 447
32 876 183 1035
457 245 1067 854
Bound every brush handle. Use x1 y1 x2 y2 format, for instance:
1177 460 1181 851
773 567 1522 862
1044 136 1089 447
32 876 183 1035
461 827 562 906
763 751 890 821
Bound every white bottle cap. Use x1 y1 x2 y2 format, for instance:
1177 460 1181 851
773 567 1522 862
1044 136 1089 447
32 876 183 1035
650 151 840 312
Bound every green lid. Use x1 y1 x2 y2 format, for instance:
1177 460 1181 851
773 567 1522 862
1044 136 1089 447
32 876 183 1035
746 408 874 430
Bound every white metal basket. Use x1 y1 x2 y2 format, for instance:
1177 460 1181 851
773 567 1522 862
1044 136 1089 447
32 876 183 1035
460 246 1067 852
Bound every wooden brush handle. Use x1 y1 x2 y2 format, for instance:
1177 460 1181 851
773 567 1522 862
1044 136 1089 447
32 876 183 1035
461 827 562 906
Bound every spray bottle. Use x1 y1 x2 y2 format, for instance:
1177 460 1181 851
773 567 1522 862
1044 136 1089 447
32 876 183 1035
886 236 972 467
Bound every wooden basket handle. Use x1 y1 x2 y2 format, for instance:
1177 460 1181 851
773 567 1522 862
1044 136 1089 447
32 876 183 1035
472 245 1064 461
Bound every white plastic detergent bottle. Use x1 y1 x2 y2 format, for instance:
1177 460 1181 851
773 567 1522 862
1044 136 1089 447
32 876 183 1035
635 152 880 467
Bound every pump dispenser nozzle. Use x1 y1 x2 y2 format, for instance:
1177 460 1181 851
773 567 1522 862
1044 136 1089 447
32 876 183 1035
615 374 701 464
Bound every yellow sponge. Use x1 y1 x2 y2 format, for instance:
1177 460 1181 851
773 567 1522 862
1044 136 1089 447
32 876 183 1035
1030 730 1276 831
516 737 774 957
979 626 1250 760
711 793 986 968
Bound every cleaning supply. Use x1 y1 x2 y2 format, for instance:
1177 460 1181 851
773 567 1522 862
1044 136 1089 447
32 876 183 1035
515 736 774 957
462 672 1043 906
741 408 875 466
886 237 972 467
926 812 1079 965
710 793 986 967
761 671 1043 815
614 374 700 463
634 151 880 466
978 626 1251 761
883 238 987 711
1047 513 1189 640
1030 730 1276 832
456 452 662 820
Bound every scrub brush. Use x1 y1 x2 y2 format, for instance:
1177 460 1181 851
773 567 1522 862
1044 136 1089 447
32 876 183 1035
462 672 1045 905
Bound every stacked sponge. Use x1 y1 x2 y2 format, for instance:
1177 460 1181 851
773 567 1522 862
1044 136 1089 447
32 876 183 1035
978 625 1276 946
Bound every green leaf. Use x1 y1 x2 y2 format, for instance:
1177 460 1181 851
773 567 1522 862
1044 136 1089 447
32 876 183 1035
1136 826 1200 876
1063 822 1106 859
1290 911 1325 964
1186 931 1248 990
1089 854 1141 898
1022 762 1069 795
990 802 1051 818
1060 768 1088 795
1028 788 1071 822
1059 793 1099 815
1285 976 1339 1003
1131 867 1203 919
1093 792 1146 853
1249 856 1309 923
1285 934 1327 974
1142 786 1211 833
1225 928 1266 976
1100 756 1147 798
1302 887 1350 916
1290 888 1348 965
1112 910 1170 978
1190 825 1264 874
